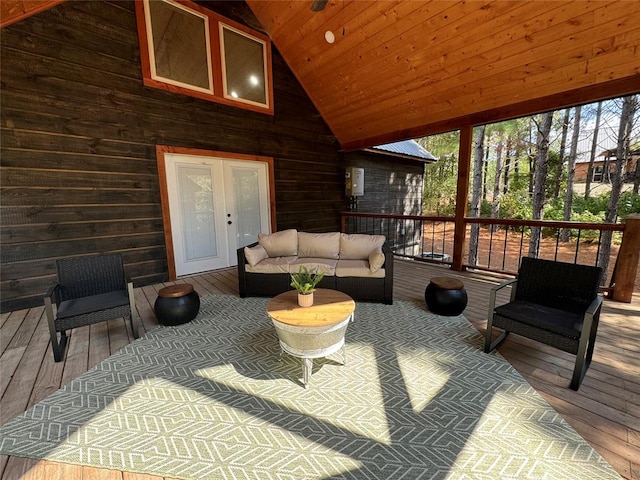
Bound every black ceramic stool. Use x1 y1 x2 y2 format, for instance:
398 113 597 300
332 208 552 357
154 284 200 326
425 276 467 316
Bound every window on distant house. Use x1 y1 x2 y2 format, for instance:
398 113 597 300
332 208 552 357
135 0 273 114
593 165 603 182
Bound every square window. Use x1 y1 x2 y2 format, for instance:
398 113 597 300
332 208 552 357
221 25 268 108
145 0 213 93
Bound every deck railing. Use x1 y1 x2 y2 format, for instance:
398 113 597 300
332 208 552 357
341 212 639 301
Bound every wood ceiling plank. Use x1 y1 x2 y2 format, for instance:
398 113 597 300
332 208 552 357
290 0 445 78
325 3 639 131
0 0 62 28
341 76 640 149
314 1 623 116
343 44 640 145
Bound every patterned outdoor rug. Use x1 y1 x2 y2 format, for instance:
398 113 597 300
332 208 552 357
0 294 620 479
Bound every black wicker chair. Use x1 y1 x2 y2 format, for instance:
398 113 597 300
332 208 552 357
44 253 139 362
484 257 603 390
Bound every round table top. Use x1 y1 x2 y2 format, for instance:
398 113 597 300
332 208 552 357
158 284 194 298
429 276 464 290
266 289 355 327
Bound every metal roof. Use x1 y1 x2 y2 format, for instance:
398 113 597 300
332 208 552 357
370 140 437 162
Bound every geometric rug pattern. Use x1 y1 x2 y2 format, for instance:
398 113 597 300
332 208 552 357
0 294 621 479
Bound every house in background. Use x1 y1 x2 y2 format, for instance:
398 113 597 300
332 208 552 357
1 0 639 312
575 149 640 183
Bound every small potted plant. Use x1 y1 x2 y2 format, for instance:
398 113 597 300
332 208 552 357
290 266 325 307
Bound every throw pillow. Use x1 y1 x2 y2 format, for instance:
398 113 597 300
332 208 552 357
369 250 385 272
258 229 298 257
244 245 268 266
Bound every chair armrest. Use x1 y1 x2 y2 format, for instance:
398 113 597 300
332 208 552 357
45 282 60 298
585 295 604 317
45 282 62 306
489 278 518 313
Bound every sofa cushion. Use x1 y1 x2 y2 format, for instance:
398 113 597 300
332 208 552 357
369 250 385 273
258 229 298 257
298 232 340 259
244 244 268 267
289 258 338 276
245 256 297 274
336 259 386 278
340 234 386 260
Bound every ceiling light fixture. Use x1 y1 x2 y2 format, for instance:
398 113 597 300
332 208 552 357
324 30 335 44
324 0 345 44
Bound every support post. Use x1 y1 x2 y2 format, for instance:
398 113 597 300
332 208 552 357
452 125 473 271
612 214 640 302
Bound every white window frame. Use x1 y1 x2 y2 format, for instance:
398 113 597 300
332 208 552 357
219 23 270 110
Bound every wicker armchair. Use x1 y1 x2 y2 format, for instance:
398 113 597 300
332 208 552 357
484 257 603 390
44 253 139 362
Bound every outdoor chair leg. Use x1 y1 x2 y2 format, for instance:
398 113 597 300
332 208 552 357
45 296 67 362
484 311 509 353
127 282 140 339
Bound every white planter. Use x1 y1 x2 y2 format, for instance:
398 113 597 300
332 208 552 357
298 292 313 307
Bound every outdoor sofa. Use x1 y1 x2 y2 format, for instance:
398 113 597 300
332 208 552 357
237 229 393 304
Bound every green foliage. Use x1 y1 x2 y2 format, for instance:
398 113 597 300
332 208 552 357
290 266 324 294
423 153 459 215
618 191 640 219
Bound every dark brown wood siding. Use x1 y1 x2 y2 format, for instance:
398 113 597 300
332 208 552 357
344 151 425 250
0 1 421 312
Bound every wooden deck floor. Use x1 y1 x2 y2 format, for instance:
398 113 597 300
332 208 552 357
1 259 639 480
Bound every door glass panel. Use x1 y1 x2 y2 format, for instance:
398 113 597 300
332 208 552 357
231 167 262 248
221 25 267 105
148 0 212 91
177 165 217 261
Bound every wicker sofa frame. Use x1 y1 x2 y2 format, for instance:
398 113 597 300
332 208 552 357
484 256 603 390
237 242 394 304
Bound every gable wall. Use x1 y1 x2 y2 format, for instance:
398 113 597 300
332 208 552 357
0 0 423 312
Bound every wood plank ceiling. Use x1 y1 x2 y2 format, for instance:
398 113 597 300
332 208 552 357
246 0 640 150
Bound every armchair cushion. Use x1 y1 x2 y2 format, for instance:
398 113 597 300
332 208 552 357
494 300 583 338
57 290 130 319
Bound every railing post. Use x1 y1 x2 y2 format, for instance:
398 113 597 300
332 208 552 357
612 214 640 302
452 125 473 271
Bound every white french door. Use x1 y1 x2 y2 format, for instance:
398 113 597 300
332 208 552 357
165 153 270 276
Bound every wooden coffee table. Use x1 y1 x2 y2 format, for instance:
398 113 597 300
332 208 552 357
266 289 355 387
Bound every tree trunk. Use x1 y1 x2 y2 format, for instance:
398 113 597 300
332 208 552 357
528 118 535 195
561 105 581 241
482 145 489 201
555 108 570 198
529 112 554 257
503 138 512 194
491 134 504 230
598 95 638 283
585 101 603 199
468 125 486 266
